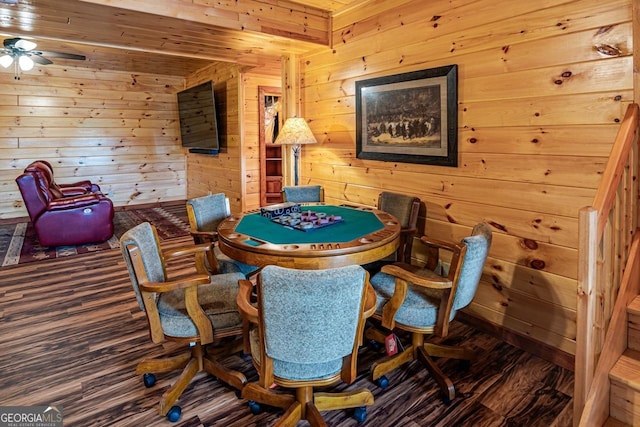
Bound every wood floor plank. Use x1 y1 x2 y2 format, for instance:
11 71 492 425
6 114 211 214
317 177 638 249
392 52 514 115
0 236 574 426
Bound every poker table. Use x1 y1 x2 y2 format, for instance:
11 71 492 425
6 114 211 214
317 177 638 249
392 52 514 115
217 205 400 269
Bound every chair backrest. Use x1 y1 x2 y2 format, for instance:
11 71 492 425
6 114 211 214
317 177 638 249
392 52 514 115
185 193 231 274
450 222 492 312
15 169 59 221
281 185 324 203
377 191 420 262
119 222 167 312
186 193 230 234
121 221 245 347
28 160 54 182
257 264 368 380
24 161 66 198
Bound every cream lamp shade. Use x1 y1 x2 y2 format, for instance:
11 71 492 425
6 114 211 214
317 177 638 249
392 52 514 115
273 117 317 146
272 117 317 186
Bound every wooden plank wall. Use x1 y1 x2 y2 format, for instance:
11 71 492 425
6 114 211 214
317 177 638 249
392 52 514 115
0 64 187 219
299 0 633 358
185 63 242 213
184 60 279 214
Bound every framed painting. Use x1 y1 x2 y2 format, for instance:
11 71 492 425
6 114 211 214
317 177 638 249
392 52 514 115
355 64 458 166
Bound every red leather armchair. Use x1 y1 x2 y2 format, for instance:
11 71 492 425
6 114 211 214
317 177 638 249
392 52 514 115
16 162 114 247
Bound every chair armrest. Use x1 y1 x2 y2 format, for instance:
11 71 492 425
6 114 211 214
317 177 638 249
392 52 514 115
237 279 258 323
140 272 216 343
139 274 211 293
400 226 417 236
379 263 452 331
363 282 377 318
419 236 465 274
162 242 211 260
59 179 93 189
189 229 219 241
59 186 92 196
381 263 452 290
420 235 460 253
47 193 103 210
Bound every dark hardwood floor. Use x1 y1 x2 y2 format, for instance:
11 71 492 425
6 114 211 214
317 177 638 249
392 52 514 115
0 236 574 426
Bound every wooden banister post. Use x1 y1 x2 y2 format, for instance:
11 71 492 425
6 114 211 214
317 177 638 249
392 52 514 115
575 206 598 426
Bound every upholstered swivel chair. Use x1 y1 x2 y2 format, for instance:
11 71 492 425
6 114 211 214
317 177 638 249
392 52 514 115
378 192 420 263
237 265 377 425
186 193 259 277
120 222 247 422
366 223 492 402
363 192 421 275
281 185 324 204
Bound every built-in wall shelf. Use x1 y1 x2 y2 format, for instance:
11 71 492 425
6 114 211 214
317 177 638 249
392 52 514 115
259 86 282 206
264 148 283 204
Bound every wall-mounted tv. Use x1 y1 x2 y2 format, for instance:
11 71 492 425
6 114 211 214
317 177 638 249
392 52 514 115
177 80 219 155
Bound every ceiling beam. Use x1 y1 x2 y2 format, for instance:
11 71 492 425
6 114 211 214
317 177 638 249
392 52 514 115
0 0 334 75
75 0 331 46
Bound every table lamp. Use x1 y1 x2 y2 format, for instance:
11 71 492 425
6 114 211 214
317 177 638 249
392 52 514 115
273 117 317 186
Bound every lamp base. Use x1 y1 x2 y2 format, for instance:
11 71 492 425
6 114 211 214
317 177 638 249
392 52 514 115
292 145 301 186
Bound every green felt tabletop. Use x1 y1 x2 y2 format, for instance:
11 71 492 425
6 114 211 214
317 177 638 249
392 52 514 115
235 205 384 244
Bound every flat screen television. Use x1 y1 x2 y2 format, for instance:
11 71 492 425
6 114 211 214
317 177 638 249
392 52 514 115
177 80 219 155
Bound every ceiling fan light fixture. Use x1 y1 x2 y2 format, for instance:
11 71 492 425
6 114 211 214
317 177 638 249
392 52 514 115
15 39 36 51
18 55 33 71
0 54 13 68
1 37 84 78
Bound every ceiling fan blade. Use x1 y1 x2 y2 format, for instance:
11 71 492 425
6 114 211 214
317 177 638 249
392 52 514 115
30 54 52 65
39 51 86 61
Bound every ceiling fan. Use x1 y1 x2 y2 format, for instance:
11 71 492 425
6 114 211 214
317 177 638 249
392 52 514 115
0 37 86 79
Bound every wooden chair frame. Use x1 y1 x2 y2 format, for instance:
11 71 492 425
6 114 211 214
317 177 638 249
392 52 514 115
122 229 246 417
366 235 477 402
236 272 377 426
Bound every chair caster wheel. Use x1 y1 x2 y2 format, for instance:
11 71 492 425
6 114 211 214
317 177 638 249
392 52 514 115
143 373 156 388
166 405 182 422
353 406 367 423
248 400 262 414
375 375 389 389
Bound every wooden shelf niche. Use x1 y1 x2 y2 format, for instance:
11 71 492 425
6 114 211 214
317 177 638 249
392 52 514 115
259 86 283 206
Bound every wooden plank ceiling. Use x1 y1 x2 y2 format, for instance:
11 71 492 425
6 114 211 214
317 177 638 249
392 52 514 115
0 0 363 76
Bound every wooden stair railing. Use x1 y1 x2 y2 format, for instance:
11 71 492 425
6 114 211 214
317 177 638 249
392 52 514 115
578 231 640 426
575 103 640 426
